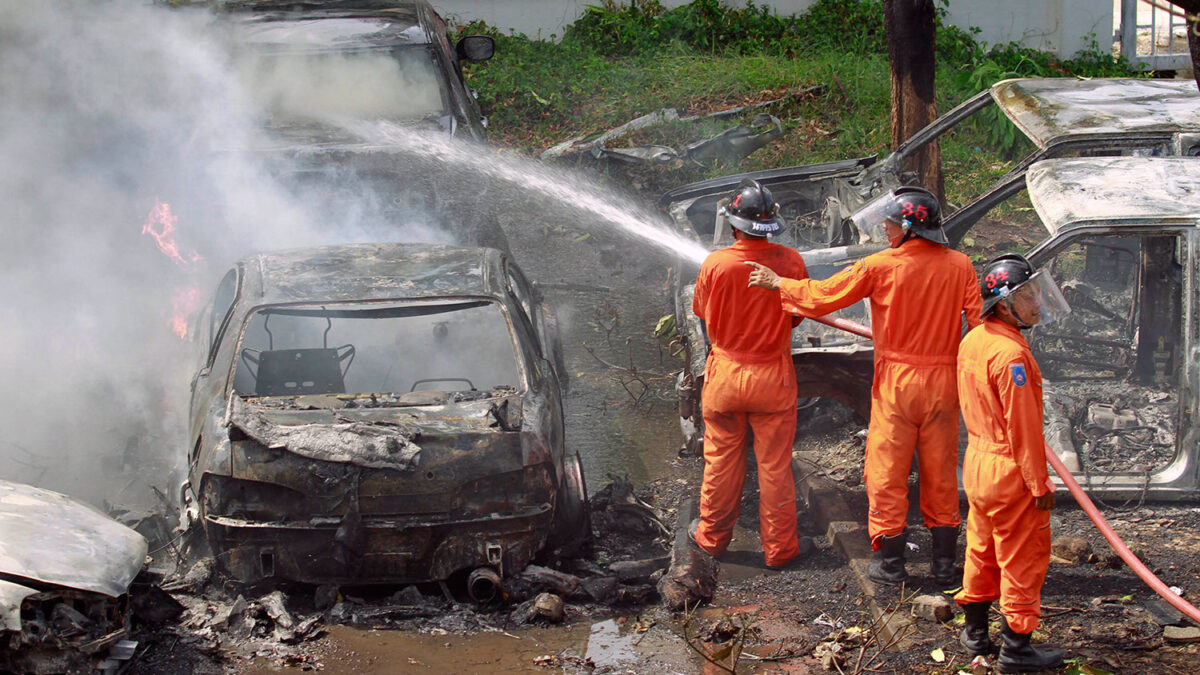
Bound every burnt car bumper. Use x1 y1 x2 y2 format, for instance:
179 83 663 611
206 504 552 585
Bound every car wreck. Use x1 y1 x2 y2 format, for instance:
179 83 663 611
665 79 1200 500
219 0 495 143
184 243 587 591
0 479 146 674
204 0 510 253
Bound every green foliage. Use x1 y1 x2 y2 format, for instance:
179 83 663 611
561 0 884 57
791 0 886 55
451 0 1145 184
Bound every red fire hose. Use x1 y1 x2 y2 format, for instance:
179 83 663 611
811 315 873 339
816 318 1200 625
1043 442 1200 625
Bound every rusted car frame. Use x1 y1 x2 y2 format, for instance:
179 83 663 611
185 243 586 586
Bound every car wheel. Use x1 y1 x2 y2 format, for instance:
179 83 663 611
547 452 590 556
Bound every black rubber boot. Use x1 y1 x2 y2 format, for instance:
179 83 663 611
997 617 1065 673
867 532 908 585
930 526 959 588
958 601 997 656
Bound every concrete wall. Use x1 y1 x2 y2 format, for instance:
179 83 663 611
942 0 1113 58
432 0 1113 59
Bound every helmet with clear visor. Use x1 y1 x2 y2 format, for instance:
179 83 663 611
980 253 1071 328
850 186 946 246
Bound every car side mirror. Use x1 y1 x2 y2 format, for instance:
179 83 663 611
456 35 494 63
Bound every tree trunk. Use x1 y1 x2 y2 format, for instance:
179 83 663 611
883 0 942 200
1164 3 1200 89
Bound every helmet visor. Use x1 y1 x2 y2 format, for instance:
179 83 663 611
1008 270 1071 327
849 192 900 245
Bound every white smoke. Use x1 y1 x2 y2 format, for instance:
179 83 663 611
0 1 453 510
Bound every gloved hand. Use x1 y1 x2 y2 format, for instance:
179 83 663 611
1034 492 1056 510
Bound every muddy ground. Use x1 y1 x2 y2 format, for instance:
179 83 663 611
113 177 1200 675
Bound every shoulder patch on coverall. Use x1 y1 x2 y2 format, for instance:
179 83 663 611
1010 363 1027 386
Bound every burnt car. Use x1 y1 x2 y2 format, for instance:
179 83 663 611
663 78 1200 256
183 243 587 587
666 79 1200 499
0 479 146 673
211 0 510 251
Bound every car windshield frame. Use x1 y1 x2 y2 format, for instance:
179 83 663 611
227 297 529 399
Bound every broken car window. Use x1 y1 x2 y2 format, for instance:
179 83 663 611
1035 234 1184 479
232 300 521 397
207 267 239 366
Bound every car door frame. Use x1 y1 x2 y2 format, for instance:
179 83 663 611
1027 222 1199 498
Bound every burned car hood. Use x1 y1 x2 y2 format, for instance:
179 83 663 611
0 479 147 599
229 390 520 471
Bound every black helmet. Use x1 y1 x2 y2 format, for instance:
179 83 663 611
885 186 946 244
723 179 784 236
981 253 1035 316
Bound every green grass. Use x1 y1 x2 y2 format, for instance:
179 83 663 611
453 0 1140 200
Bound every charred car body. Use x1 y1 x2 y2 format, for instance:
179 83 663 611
185 243 586 586
0 479 146 673
666 79 1200 499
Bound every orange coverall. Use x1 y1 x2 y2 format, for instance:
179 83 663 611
955 317 1053 634
777 238 981 546
692 237 807 566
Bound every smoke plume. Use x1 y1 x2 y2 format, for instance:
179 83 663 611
0 1 451 509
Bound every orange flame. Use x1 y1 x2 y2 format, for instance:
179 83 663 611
142 200 204 339
170 287 202 339
142 200 202 266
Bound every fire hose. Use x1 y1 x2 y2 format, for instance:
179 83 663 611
815 315 1200 625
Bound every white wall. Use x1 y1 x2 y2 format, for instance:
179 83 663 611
942 0 1114 58
432 0 1113 59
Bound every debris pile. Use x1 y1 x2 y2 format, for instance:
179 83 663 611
1 588 137 675
1044 382 1177 475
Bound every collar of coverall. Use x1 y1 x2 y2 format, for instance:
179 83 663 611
984 315 1029 343
732 236 771 249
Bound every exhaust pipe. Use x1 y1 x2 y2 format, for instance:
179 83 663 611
467 567 503 604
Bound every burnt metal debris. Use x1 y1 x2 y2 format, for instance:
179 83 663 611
0 479 148 674
540 87 824 167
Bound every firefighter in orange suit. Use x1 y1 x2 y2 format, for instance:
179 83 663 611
690 179 808 568
745 186 981 586
955 253 1068 673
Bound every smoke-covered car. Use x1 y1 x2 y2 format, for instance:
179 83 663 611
665 79 1200 499
184 243 587 587
220 0 494 142
0 479 146 673
213 0 510 252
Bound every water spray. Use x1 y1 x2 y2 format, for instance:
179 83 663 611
360 121 713 265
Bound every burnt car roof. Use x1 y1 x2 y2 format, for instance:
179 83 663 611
240 242 503 305
220 1 430 51
992 78 1200 149
0 479 146 599
1027 156 1200 236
